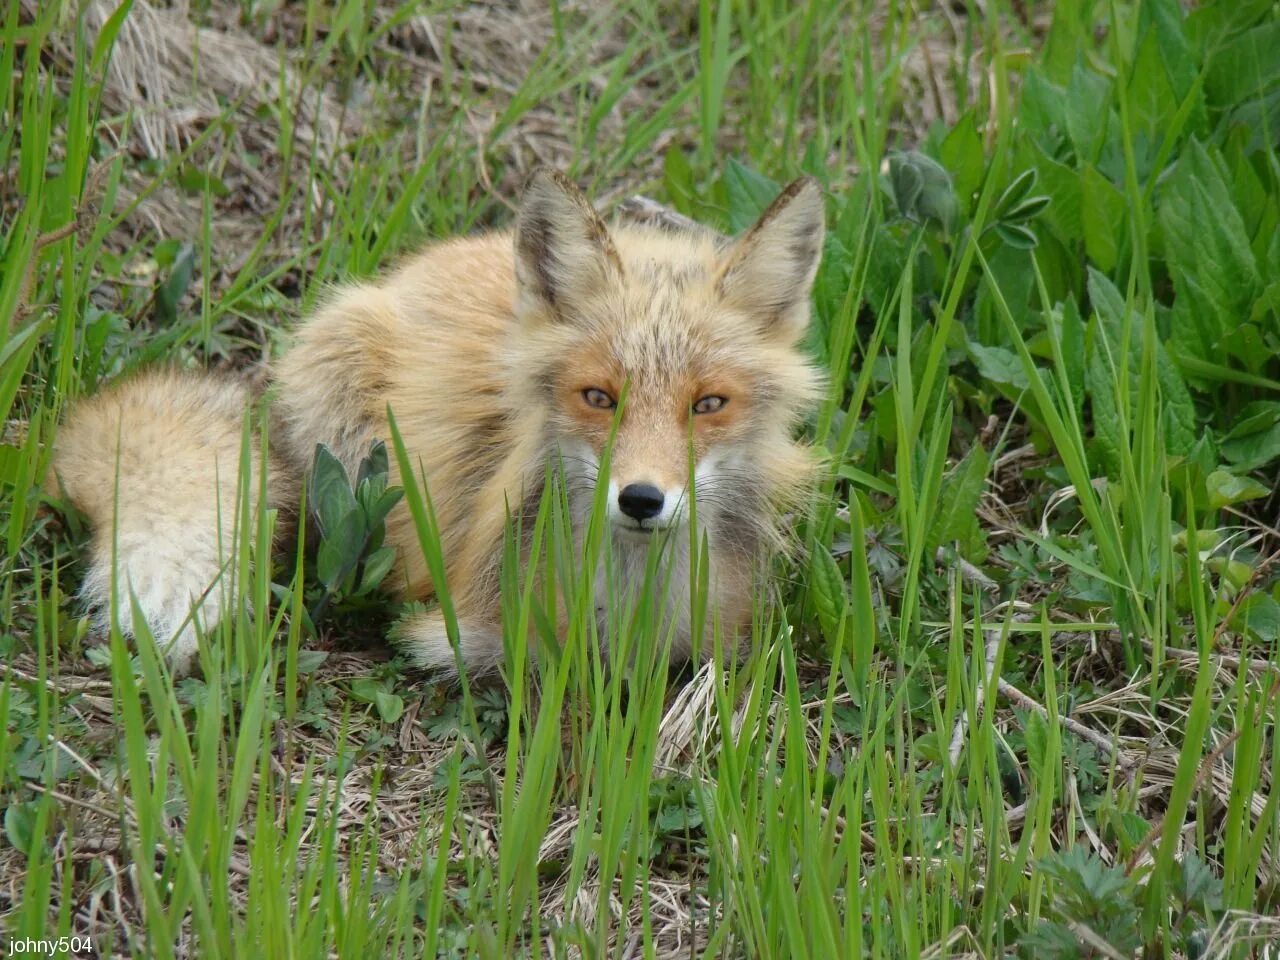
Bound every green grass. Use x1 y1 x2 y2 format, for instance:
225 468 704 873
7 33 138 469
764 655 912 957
4 0 1280 956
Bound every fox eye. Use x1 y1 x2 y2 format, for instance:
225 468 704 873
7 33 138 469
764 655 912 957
582 388 616 410
692 395 728 415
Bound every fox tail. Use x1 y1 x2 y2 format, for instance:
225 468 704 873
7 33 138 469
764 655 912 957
49 369 293 674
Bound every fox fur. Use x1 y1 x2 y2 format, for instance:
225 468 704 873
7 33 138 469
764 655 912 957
51 170 826 676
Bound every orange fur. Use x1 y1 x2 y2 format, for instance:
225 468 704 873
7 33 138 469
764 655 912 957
52 170 826 675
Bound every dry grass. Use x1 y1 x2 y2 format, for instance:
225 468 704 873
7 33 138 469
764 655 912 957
21 0 1011 270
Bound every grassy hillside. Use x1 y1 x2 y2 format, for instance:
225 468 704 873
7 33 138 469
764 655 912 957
2 0 1279 957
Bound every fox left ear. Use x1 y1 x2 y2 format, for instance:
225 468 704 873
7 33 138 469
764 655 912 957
514 168 623 321
716 177 825 338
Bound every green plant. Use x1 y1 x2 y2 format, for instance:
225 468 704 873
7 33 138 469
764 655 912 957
307 440 403 623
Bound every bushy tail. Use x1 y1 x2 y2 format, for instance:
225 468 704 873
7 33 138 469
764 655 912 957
50 369 294 674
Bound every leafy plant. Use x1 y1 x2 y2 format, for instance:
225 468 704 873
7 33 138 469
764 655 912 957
307 440 404 623
885 150 959 234
1018 847 1143 958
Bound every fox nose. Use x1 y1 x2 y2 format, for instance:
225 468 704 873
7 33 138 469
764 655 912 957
618 483 665 521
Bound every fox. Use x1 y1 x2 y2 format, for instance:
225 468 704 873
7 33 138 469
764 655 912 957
49 169 826 677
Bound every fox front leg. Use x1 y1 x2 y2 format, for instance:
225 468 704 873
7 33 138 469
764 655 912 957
393 607 506 677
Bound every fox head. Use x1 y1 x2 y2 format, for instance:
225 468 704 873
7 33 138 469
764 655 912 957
509 168 825 552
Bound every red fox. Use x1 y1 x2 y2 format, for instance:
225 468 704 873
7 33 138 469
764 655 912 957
51 170 825 676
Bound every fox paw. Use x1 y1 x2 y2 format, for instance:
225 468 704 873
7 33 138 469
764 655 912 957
391 605 503 677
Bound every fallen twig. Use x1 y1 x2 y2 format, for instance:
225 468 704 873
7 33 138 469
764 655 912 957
997 677 1130 766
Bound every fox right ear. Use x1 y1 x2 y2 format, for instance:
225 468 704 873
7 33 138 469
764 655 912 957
514 169 623 320
716 177 825 339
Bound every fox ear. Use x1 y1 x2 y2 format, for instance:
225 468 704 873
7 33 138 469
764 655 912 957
514 168 623 320
716 177 825 338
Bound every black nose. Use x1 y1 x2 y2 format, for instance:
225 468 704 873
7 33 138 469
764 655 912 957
618 483 665 521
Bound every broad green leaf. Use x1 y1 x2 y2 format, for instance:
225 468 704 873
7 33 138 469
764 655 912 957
1252 279 1280 325
655 799 703 834
1063 63 1113 163
1227 85 1280 154
356 439 389 489
861 221 909 322
1205 20 1280 109
939 110 985 213
373 689 405 724
309 443 358 538
316 511 364 591
1219 322 1272 376
1080 165 1125 272
1128 29 1181 142
926 444 990 555
1221 400 1280 440
1114 811 1152 851
1220 422 1280 471
1222 130 1275 245
358 545 397 596
977 243 1036 340
1219 401 1280 470
364 487 405 532
1040 7 1089 83
1003 194 1051 223
968 341 1030 391
1205 469 1270 510
1018 70 1069 152
1177 853 1224 911
809 544 847 643
316 539 343 592
1231 592 1280 643
294 649 329 674
889 154 923 218
4 800 37 853
348 678 405 724
810 232 852 371
723 159 778 233
1140 0 1199 108
1159 140 1260 364
1158 355 1198 459
1185 0 1271 46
